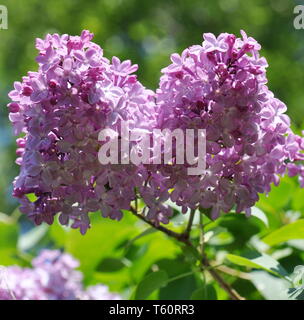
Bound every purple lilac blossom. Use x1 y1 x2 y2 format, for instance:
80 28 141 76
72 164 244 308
155 31 304 219
0 249 121 300
8 30 304 229
8 30 169 233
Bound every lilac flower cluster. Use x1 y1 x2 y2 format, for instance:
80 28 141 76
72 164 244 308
156 31 304 218
8 30 304 230
8 30 164 233
0 249 121 300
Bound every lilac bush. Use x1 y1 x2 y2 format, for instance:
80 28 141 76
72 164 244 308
0 249 121 300
8 30 304 232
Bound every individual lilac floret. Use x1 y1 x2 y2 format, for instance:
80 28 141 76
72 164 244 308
156 31 304 219
0 249 121 300
8 30 165 233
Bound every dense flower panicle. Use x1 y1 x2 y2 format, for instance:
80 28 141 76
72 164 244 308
8 30 167 233
0 250 121 300
156 31 304 218
8 30 304 230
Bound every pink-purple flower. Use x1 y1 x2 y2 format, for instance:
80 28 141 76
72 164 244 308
8 30 163 233
155 30 304 218
8 30 304 231
0 250 121 300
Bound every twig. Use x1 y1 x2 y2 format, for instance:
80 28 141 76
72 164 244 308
130 206 190 243
214 265 251 280
201 257 245 300
198 213 207 297
199 212 205 257
184 209 196 239
129 206 246 300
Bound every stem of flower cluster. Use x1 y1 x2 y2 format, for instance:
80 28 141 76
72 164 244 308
185 209 196 239
129 205 245 301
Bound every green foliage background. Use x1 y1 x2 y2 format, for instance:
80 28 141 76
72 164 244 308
0 0 304 300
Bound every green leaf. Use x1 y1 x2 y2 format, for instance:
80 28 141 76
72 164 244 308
96 257 126 272
0 216 22 266
0 213 15 224
0 248 20 266
128 232 180 283
208 229 234 246
48 221 67 246
135 270 168 300
18 224 48 251
218 214 260 250
262 220 304 246
55 212 139 279
125 228 157 249
292 188 304 211
125 244 149 261
251 207 269 227
258 178 294 212
156 257 197 300
0 221 18 250
226 252 289 279
182 245 200 263
291 265 304 287
251 271 290 300
25 193 38 203
287 287 304 300
190 285 217 300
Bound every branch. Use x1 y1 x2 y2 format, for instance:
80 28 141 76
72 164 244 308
129 206 245 300
196 212 244 300
184 209 196 239
130 206 190 244
201 257 245 300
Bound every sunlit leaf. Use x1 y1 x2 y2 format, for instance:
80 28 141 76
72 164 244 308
18 224 48 251
125 228 157 249
226 252 289 279
0 221 18 250
0 248 20 266
258 178 294 212
263 220 304 246
251 271 290 300
25 193 38 203
251 207 269 227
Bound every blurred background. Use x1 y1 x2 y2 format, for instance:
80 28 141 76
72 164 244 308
0 0 304 300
